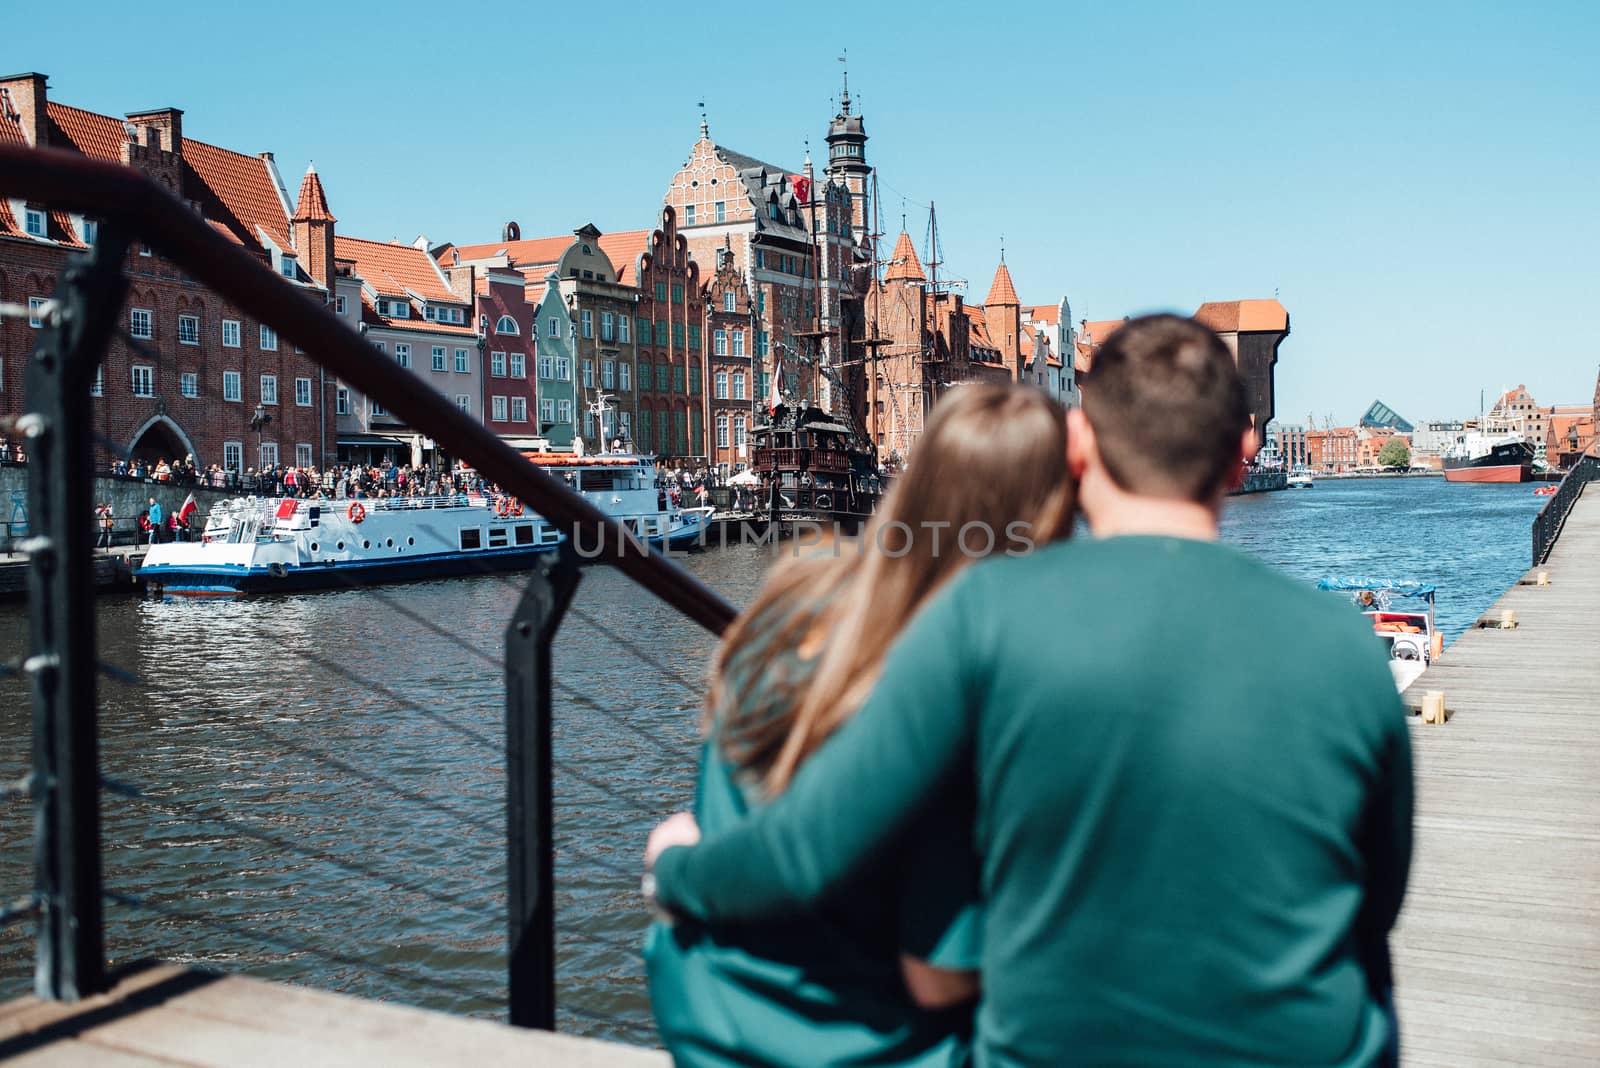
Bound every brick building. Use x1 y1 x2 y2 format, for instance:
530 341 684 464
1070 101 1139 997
665 121 820 410
704 239 756 475
628 207 705 461
0 73 333 473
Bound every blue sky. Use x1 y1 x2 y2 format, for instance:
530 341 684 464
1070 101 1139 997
12 1 1597 424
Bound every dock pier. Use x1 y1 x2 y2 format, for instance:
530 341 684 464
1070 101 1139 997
1392 473 1600 1065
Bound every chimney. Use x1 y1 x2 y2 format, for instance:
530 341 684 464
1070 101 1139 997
125 107 183 153
291 162 337 290
0 72 49 147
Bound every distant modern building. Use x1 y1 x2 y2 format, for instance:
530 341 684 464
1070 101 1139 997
1359 400 1414 434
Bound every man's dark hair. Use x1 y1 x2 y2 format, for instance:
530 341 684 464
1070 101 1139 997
1081 314 1249 501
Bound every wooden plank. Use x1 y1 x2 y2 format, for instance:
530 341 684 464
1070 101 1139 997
1391 488 1600 1065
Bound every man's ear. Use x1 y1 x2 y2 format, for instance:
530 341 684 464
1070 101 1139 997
1239 426 1260 466
1066 408 1094 481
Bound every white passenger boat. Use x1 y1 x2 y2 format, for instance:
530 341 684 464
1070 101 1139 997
137 454 713 596
1287 465 1314 489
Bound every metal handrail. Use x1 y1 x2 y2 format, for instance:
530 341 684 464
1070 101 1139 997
1532 451 1599 566
0 143 736 635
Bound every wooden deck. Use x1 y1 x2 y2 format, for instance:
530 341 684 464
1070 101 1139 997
0 964 668 1067
1393 486 1600 1066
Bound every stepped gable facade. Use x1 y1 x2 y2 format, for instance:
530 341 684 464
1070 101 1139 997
0 72 333 472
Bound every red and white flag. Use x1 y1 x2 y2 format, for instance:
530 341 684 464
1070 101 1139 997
177 493 198 525
767 359 783 413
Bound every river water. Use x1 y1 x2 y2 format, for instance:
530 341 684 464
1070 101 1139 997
0 478 1547 1045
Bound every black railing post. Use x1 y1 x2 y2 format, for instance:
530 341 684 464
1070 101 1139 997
25 229 129 1000
504 545 581 1029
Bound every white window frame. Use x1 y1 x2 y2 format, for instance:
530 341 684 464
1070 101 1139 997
131 365 154 397
733 372 747 400
260 374 278 406
334 295 347 315
618 316 630 342
130 308 153 340
395 343 411 368
178 314 200 345
279 255 297 280
492 395 508 421
716 414 729 448
336 387 350 415
540 398 555 423
556 399 572 423
601 311 614 341
511 396 528 423
28 297 46 328
260 325 278 351
496 315 519 335
180 372 199 398
223 371 242 402
222 319 241 347
619 362 631 391
714 328 727 356
554 357 571 381
490 351 506 377
432 346 447 372
734 415 747 447
295 377 313 407
258 441 279 468
580 309 593 338
455 394 471 414
724 291 736 313
582 359 594 388
223 441 243 472
454 348 470 374
295 443 314 468
601 359 615 389
510 352 526 378
715 371 729 399
731 330 745 357
25 208 45 237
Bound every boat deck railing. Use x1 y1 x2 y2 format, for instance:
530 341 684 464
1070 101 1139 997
0 140 736 1048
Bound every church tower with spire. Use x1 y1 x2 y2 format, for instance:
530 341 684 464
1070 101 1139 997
825 67 872 245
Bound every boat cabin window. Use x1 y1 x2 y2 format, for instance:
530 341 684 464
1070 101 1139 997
488 527 509 549
514 525 535 546
308 507 320 526
460 528 482 551
540 524 561 546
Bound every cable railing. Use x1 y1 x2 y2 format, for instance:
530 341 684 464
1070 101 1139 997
0 139 738 1043
1532 451 1599 565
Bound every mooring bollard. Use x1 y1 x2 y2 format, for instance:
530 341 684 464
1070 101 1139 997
1422 690 1447 725
1537 570 1550 586
1499 609 1518 630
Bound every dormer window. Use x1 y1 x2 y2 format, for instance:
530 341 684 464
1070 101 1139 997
769 201 781 221
80 218 99 245
279 255 298 280
25 209 45 237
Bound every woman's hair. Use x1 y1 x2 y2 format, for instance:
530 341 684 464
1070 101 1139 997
711 383 1074 794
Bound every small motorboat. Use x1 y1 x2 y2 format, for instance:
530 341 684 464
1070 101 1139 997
1317 577 1439 693
1287 465 1314 489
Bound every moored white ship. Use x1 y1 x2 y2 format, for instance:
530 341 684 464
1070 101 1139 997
137 455 712 595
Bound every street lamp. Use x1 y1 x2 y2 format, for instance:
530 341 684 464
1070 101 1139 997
250 403 273 476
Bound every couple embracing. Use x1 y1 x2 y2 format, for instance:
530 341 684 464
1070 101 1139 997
643 315 1412 1067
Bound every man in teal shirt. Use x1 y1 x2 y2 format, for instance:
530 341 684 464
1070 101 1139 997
648 315 1412 1066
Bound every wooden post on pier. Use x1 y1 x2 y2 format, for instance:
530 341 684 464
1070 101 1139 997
504 547 580 1029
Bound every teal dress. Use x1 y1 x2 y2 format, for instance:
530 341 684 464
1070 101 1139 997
645 594 981 1067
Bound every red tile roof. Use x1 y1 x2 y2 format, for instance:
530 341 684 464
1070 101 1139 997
1026 304 1060 326
336 235 459 304
293 163 335 223
883 232 925 283
597 229 652 287
446 234 574 271
1080 319 1128 346
182 137 294 250
44 102 127 161
1192 299 1288 333
985 262 1019 306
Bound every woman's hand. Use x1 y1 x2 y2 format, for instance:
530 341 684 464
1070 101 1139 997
646 812 701 871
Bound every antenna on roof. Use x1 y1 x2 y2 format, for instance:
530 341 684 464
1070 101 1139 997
697 100 708 139
1000 233 1005 264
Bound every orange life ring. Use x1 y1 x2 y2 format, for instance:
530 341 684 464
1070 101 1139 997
348 502 367 523
496 497 511 518
509 500 524 517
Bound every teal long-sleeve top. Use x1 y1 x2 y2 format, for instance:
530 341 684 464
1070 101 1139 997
655 536 1414 1068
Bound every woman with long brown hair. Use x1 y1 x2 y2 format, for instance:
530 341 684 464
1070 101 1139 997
645 384 1074 1067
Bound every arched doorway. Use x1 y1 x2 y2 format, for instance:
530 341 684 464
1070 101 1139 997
128 415 198 468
